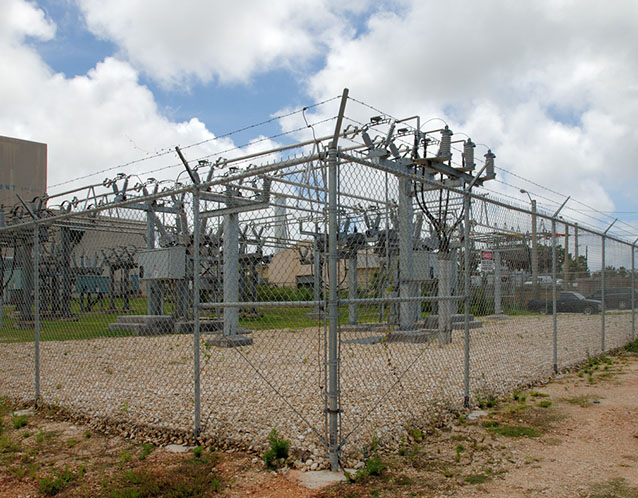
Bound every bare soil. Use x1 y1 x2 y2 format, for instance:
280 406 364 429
2 348 638 497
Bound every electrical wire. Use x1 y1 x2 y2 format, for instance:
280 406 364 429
48 95 341 190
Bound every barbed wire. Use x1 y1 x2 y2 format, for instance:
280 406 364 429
48 95 341 191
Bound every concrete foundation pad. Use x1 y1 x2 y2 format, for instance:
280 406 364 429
206 335 253 348
292 470 347 490
467 410 489 420
165 444 190 453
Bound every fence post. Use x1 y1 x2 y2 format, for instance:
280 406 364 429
327 88 348 472
463 192 471 408
34 222 40 406
192 187 201 438
632 242 636 341
551 218 558 373
601 234 606 353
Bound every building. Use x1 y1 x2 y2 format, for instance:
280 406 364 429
0 136 47 212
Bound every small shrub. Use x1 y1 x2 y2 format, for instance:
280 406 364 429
192 445 204 459
477 393 497 409
84 430 91 439
66 439 77 448
538 401 552 408
139 443 154 461
262 428 290 469
625 339 638 353
12 415 28 429
38 466 77 496
364 456 386 476
351 456 386 483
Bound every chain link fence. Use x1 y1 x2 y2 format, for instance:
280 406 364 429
1 92 637 470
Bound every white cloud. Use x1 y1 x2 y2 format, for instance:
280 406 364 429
0 0 56 42
297 0 638 233
0 0 238 203
76 0 371 87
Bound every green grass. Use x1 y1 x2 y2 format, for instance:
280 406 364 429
464 473 491 485
485 423 540 438
101 453 221 497
1 301 387 342
38 466 83 496
587 478 638 498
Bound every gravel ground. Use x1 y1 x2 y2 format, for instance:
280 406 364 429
0 311 634 469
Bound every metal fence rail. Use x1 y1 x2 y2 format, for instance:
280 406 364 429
1 91 636 471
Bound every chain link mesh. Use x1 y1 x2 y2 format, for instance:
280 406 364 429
1 125 637 469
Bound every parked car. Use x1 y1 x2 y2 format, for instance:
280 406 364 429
587 287 636 310
527 291 602 315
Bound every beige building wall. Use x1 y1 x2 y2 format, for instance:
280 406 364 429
0 136 47 211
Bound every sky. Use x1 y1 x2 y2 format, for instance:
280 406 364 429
1 0 638 245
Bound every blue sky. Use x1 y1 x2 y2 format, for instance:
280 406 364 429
2 0 638 244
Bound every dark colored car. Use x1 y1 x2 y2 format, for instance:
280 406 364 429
527 291 602 315
587 287 636 310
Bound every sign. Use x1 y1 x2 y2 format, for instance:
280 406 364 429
481 251 493 260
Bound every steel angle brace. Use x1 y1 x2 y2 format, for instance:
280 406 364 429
199 201 270 218
338 151 450 191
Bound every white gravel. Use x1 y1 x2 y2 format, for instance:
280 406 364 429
0 311 634 468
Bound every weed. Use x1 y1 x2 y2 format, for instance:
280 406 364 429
477 393 497 409
538 400 552 408
587 477 638 498
350 456 387 483
38 466 78 496
192 445 204 459
529 391 549 398
410 428 423 441
394 475 414 486
119 450 132 464
84 430 92 439
102 454 221 497
465 473 491 485
455 444 465 463
488 424 540 438
625 339 638 353
262 428 290 469
12 415 28 429
138 443 154 461
66 439 77 448
561 395 594 407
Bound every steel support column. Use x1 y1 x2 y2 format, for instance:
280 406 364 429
34 224 40 405
463 193 471 408
327 88 348 471
193 188 201 437
552 219 558 373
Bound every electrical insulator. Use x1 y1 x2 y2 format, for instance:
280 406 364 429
484 149 496 179
437 126 453 158
463 138 475 170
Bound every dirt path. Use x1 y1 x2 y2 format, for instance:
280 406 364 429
452 354 638 497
